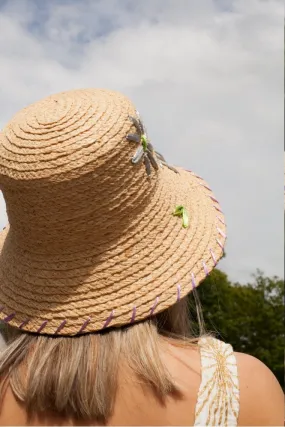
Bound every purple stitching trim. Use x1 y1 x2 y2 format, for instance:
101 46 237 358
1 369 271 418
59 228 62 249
55 320 67 334
217 227 226 239
150 297 159 316
191 273 197 289
199 182 212 191
214 205 223 214
79 317 90 334
210 249 217 266
177 284 181 301
37 320 48 334
19 319 30 329
210 195 219 204
103 311 114 329
131 306 136 323
202 261 209 276
3 313 15 323
217 239 224 250
217 216 225 225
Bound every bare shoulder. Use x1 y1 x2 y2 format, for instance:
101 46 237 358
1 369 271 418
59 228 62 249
235 352 284 426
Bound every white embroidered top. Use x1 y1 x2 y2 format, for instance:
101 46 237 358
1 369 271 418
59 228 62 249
194 337 240 426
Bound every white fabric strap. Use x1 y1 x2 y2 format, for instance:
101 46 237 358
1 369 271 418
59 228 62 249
194 337 240 426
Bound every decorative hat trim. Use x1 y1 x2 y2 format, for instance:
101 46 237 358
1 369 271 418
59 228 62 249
127 110 179 176
0 89 226 336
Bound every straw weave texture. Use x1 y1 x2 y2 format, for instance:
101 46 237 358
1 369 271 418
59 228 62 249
0 89 226 335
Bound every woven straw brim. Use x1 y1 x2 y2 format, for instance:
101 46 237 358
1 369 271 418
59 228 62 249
0 168 226 335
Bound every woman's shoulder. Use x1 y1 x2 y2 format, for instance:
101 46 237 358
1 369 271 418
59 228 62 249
234 351 284 426
197 336 284 425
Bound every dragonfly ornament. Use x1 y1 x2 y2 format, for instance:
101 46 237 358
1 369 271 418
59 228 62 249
126 111 179 177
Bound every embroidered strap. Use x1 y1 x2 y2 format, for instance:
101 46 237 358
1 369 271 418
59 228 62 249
194 337 240 426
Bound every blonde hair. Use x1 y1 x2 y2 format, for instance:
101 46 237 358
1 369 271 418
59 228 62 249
0 293 207 424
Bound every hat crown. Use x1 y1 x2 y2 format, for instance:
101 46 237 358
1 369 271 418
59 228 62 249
0 89 226 336
0 89 158 253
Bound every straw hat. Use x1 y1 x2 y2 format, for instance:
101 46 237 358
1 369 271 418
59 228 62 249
0 89 226 336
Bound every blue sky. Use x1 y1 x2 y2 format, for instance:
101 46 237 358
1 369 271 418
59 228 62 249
0 0 283 281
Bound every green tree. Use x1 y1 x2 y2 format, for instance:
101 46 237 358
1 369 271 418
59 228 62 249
195 269 284 389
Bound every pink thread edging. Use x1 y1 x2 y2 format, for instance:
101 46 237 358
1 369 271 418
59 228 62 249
191 273 197 289
217 216 225 225
210 248 217 266
210 195 219 204
3 313 16 323
217 227 226 239
37 320 48 334
150 297 159 316
199 182 212 191
177 284 181 301
79 317 91 334
131 306 136 323
19 319 30 329
103 310 114 329
216 239 224 250
55 320 67 334
202 261 209 276
214 205 223 214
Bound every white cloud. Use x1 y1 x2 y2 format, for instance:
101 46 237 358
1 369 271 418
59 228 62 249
0 0 283 281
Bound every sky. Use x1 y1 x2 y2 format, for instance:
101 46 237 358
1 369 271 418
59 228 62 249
0 0 283 282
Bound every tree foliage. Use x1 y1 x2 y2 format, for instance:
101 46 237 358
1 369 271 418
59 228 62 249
195 269 284 390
